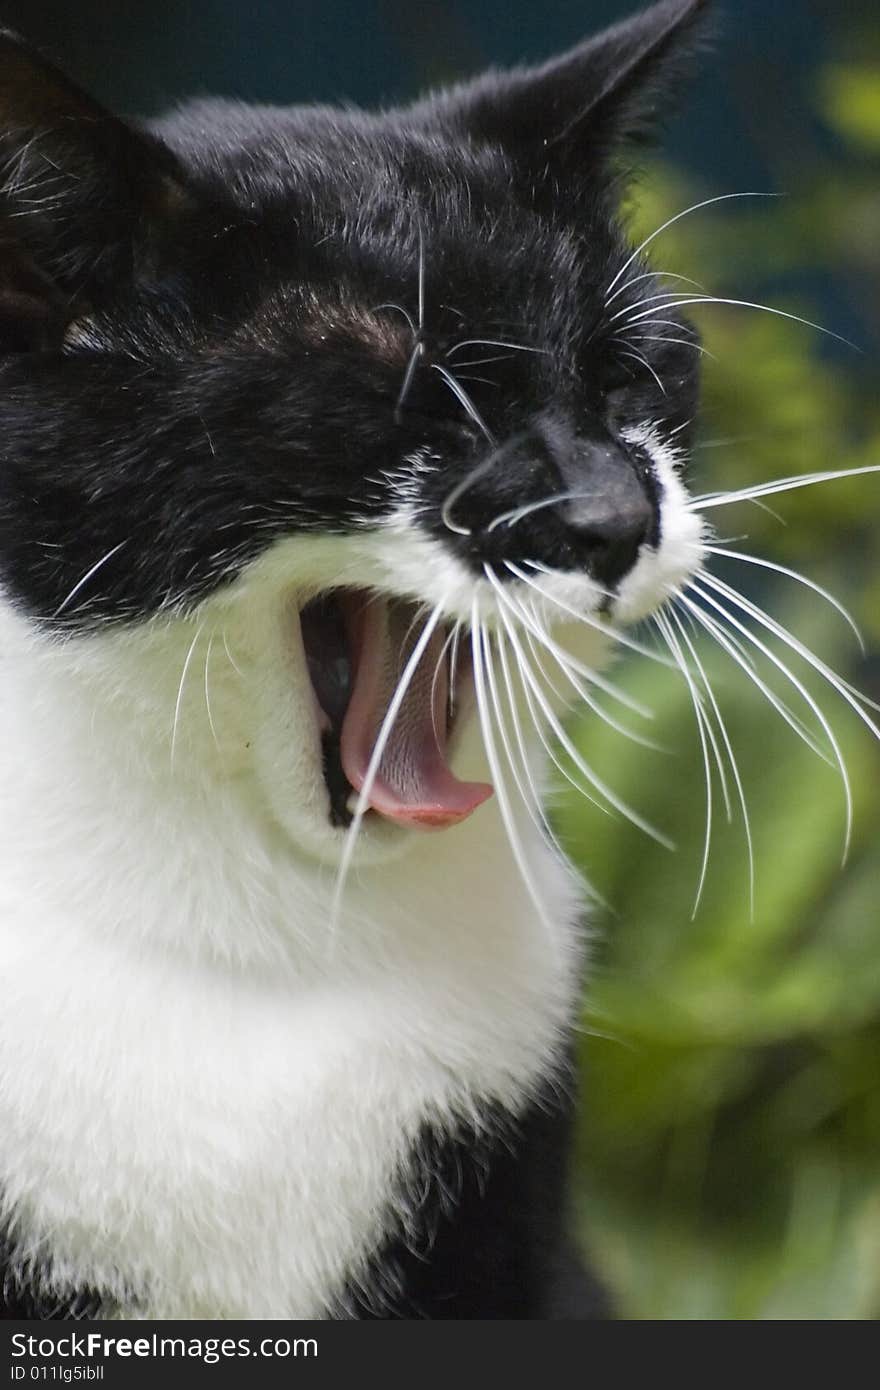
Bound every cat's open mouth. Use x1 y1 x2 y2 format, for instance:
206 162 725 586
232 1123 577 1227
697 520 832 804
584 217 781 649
299 591 492 831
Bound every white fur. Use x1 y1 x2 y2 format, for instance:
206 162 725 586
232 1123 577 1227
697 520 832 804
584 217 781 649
0 446 701 1318
616 424 705 623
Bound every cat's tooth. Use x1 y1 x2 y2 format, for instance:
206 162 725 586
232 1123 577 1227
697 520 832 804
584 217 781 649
346 792 360 817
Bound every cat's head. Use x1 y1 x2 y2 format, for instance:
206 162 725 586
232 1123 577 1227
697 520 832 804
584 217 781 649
0 0 709 862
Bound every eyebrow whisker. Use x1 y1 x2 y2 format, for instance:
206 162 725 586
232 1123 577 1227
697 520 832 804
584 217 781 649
417 225 426 337
432 365 496 445
394 340 425 423
371 302 417 338
446 338 549 358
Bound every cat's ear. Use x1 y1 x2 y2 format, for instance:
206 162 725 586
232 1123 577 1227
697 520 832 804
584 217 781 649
0 30 193 350
432 0 711 167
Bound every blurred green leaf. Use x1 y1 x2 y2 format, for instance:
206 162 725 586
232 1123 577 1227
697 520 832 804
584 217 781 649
820 64 880 150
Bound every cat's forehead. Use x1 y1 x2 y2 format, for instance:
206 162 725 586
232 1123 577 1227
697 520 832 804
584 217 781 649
147 102 628 355
173 106 515 210
168 107 610 283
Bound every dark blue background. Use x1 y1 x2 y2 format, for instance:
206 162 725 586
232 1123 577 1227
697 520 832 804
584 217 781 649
0 0 869 186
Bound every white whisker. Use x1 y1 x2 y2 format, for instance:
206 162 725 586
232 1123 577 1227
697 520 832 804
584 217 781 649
654 609 715 915
495 591 674 848
371 302 416 337
448 623 463 717
604 192 778 301
606 268 706 307
519 626 576 715
662 607 733 819
446 354 513 369
495 628 606 915
522 614 664 753
630 333 714 360
430 622 459 747
628 317 704 336
471 607 556 932
221 627 245 678
171 622 205 771
485 624 560 848
505 559 675 671
613 347 667 395
455 374 499 388
674 604 755 916
493 599 610 818
440 455 497 536
447 338 549 358
705 545 865 652
487 490 595 533
702 572 880 728
672 605 756 918
394 339 424 422
689 465 880 512
681 592 829 761
52 540 128 620
331 602 447 930
686 580 854 858
398 599 432 653
616 296 858 351
669 417 694 437
609 290 702 324
203 631 221 755
432 365 495 443
494 575 655 720
417 225 426 336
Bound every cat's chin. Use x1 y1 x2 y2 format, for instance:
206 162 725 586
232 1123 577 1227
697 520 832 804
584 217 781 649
265 790 420 869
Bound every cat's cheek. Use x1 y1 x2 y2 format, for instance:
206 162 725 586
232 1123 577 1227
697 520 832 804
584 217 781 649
248 598 332 851
357 509 485 625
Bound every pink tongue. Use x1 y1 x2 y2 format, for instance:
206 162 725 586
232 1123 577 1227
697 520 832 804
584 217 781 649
339 600 492 829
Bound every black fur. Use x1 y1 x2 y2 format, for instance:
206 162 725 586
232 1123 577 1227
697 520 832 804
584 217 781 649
0 1234 104 1319
346 1080 611 1320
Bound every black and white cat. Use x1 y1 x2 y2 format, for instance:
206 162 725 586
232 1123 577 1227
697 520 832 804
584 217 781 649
0 0 715 1319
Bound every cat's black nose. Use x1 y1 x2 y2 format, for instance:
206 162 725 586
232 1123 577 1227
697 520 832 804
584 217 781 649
449 416 657 590
558 444 654 589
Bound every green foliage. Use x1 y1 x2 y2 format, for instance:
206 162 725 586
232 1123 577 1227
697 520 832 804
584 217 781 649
567 66 880 1317
820 65 880 152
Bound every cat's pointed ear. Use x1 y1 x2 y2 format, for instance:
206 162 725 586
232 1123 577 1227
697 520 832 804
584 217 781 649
0 30 193 350
434 0 711 166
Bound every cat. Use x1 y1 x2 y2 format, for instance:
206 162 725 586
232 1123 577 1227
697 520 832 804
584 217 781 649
0 0 732 1319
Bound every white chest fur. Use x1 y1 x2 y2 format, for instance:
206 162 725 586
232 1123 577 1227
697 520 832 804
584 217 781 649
0 603 584 1318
